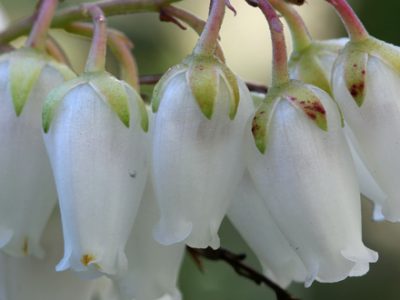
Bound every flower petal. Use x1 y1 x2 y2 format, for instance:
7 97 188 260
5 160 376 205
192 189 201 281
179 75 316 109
152 74 253 248
246 86 377 285
333 49 400 222
44 81 149 277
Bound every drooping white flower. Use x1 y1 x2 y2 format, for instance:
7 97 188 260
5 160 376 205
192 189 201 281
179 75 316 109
248 81 378 286
0 209 105 300
42 71 149 278
0 48 75 258
151 54 253 249
111 180 185 300
332 37 400 222
228 172 307 288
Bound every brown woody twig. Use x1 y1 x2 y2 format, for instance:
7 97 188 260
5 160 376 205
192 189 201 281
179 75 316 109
187 247 300 300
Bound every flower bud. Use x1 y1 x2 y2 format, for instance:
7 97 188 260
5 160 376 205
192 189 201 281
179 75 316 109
228 172 307 288
151 54 253 249
289 38 348 94
42 71 149 277
248 81 377 286
0 47 75 258
332 37 400 221
111 180 184 300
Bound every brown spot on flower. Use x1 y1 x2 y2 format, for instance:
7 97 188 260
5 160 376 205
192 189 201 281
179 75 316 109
306 112 317 120
251 122 260 134
22 238 28 256
349 82 365 98
81 254 95 266
300 100 326 117
353 64 358 68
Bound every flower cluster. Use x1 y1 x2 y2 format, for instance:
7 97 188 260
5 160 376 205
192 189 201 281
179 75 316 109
0 0 399 299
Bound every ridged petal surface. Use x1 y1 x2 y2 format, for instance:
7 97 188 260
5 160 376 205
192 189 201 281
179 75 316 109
332 51 400 222
246 86 377 286
44 83 149 277
152 74 253 248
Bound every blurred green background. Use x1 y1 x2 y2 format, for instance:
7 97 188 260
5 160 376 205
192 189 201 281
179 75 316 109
2 0 400 299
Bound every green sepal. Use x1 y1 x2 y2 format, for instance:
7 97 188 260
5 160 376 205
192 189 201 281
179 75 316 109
348 37 400 74
122 82 149 133
283 81 328 131
42 77 86 133
343 49 368 107
137 96 149 132
251 90 282 154
219 63 240 120
151 64 187 113
289 47 332 95
186 55 219 119
89 72 131 128
10 52 45 116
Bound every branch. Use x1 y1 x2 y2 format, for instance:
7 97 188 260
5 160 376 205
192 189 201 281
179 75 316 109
139 74 268 93
0 0 181 44
187 247 300 300
245 0 305 7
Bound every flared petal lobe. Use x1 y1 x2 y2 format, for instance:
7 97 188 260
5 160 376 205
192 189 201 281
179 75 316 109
228 172 307 288
152 72 253 249
111 181 184 300
43 77 149 278
333 49 400 222
0 209 104 300
247 85 377 286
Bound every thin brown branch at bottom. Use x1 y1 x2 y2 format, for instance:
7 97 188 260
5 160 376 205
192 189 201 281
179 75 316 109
187 246 300 300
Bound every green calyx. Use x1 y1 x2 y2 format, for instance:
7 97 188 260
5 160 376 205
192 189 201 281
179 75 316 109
341 45 368 107
0 47 75 117
43 71 149 133
152 54 240 120
252 81 328 154
289 43 333 96
251 88 282 154
42 77 85 133
152 64 186 113
341 37 400 107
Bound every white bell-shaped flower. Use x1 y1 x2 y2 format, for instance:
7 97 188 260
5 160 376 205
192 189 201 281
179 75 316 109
111 180 185 300
151 54 253 249
247 82 378 286
0 48 74 258
332 38 400 222
228 172 307 288
0 209 105 300
43 71 149 277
